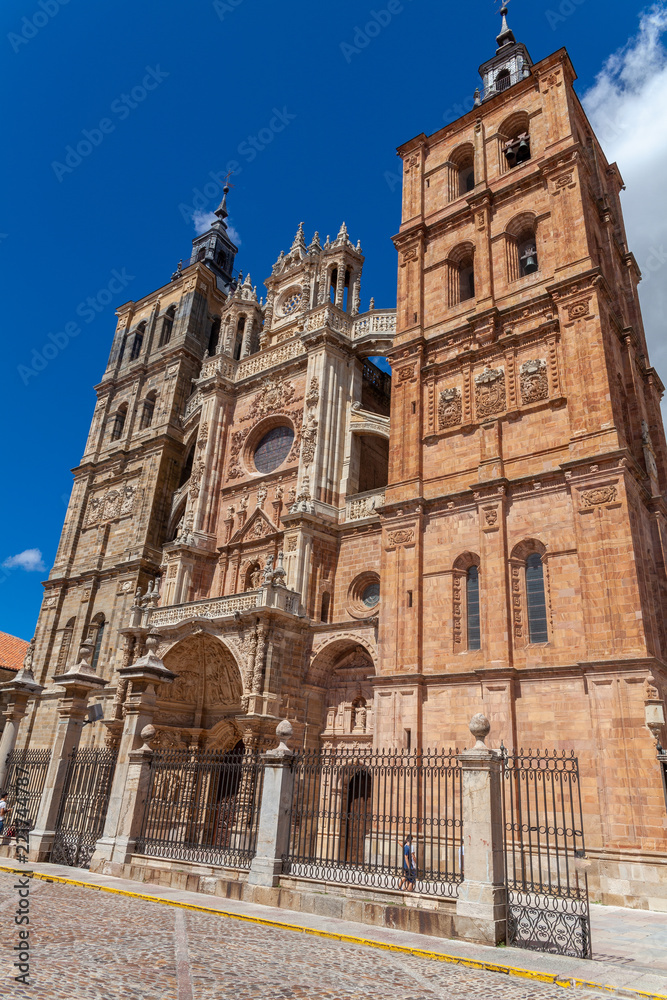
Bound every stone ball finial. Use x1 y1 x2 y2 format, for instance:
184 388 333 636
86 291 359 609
469 713 491 749
140 724 156 751
276 719 293 744
145 632 162 655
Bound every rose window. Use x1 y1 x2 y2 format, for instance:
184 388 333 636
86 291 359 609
253 425 294 473
361 583 380 607
281 290 302 316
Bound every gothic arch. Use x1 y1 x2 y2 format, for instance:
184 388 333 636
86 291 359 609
158 632 244 729
307 634 378 688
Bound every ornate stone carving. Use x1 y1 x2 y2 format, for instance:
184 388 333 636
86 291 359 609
519 359 549 404
286 535 298 552
387 528 414 546
253 374 296 418
484 507 498 526
438 387 462 429
42 595 57 608
149 593 260 627
511 564 523 639
305 376 320 408
348 493 385 520
474 366 505 418
256 485 267 508
566 299 590 321
396 365 415 383
300 413 318 466
581 486 618 507
452 573 462 647
87 482 138 526
189 459 206 499
226 428 250 480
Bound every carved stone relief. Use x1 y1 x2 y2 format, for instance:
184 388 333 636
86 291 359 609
438 387 462 429
87 482 139 526
581 486 618 507
519 359 549 404
474 367 505 418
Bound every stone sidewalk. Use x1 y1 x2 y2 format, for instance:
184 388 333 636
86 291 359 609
1 862 666 999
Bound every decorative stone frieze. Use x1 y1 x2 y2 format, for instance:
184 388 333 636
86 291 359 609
519 359 548 404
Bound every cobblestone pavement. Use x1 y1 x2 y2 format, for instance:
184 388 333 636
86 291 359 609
0 874 609 1000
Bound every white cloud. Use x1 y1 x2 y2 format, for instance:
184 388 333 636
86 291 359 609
191 213 241 247
192 210 217 235
2 549 46 572
582 3 667 402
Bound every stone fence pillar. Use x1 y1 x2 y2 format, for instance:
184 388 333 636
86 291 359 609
90 633 174 869
29 649 107 862
0 665 44 791
247 720 295 888
455 713 507 945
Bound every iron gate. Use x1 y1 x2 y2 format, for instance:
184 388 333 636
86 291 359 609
3 748 51 833
282 747 463 895
502 747 591 959
51 747 117 869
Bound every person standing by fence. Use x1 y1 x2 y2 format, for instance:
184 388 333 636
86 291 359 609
398 833 416 891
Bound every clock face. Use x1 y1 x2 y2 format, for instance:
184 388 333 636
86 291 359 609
280 289 302 316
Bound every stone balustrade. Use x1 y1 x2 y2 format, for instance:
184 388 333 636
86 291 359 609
146 584 301 628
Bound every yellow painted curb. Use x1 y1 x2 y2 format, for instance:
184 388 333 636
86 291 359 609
1 865 666 1000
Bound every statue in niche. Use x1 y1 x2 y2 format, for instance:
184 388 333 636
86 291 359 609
352 696 367 732
247 562 262 590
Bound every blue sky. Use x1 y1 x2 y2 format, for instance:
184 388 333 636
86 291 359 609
1 0 664 640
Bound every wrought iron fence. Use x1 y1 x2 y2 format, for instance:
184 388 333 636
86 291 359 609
2 748 51 833
51 747 117 869
282 747 463 896
136 747 264 869
502 747 591 959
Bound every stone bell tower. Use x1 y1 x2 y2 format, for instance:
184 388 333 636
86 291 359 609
379 5 667 882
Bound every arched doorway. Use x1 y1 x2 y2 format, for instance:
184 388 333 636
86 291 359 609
158 633 243 737
306 637 377 746
343 768 372 865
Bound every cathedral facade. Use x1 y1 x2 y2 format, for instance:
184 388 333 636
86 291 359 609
11 14 667 905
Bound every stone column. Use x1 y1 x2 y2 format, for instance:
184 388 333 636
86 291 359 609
247 721 295 887
0 663 44 790
29 649 107 862
90 633 175 869
455 713 506 945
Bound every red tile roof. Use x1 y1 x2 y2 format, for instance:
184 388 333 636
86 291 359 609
0 631 29 671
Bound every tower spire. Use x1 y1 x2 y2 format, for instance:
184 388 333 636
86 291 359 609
214 184 230 226
496 4 515 49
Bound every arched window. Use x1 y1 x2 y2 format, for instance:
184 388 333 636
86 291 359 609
89 614 106 671
506 214 538 282
208 317 221 356
518 234 538 277
466 567 481 650
453 553 481 652
525 553 549 642
129 322 145 361
448 143 475 201
459 255 475 301
447 244 476 307
329 268 337 304
110 404 127 441
233 316 245 361
140 392 156 430
159 305 176 347
499 111 531 172
57 617 76 669
321 592 331 623
495 68 511 92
